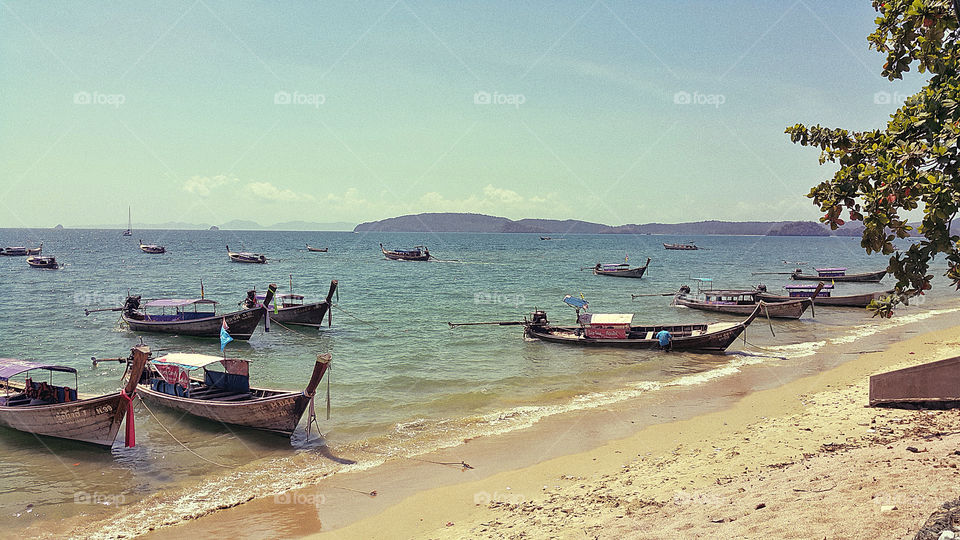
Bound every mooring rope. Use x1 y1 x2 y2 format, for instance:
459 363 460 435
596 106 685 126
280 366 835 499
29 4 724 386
332 304 379 329
137 396 231 468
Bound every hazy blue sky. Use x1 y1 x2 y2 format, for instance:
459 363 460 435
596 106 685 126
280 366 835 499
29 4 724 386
0 1 926 228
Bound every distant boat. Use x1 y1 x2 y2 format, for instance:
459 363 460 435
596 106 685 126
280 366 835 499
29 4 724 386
118 286 274 340
227 245 267 264
664 242 698 250
0 243 42 256
306 244 328 252
123 206 133 236
252 279 338 328
136 351 330 437
380 243 430 261
756 283 893 308
673 281 814 319
139 239 166 254
592 258 651 279
791 267 886 283
0 345 148 447
540 236 552 241
26 256 59 269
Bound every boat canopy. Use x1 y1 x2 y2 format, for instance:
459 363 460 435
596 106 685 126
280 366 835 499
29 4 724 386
583 313 633 325
599 263 630 268
785 284 834 290
143 298 218 308
0 358 77 381
563 295 588 310
257 293 303 301
152 353 247 371
816 268 846 272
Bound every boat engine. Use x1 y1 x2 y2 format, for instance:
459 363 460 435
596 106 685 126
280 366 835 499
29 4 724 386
678 285 691 295
123 295 142 319
243 290 257 309
529 310 548 326
756 284 767 292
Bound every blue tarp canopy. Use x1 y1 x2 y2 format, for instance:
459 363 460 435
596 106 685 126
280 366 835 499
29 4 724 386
562 295 588 310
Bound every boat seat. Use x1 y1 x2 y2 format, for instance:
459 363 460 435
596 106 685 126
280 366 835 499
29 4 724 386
6 397 30 406
215 393 253 401
193 389 237 400
644 332 654 340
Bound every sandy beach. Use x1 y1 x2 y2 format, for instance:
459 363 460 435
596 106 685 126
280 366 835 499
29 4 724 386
319 320 960 539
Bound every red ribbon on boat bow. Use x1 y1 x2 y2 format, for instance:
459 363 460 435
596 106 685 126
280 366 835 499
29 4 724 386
121 390 135 447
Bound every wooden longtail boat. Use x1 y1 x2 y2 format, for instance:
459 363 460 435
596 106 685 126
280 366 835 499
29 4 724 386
0 345 148 447
755 283 894 308
380 243 430 261
539 236 552 240
592 258 651 278
664 242 698 250
306 244 328 252
26 256 59 269
121 286 274 340
137 352 330 436
254 280 338 328
791 267 886 283
521 297 762 353
673 284 812 319
227 245 267 264
1 243 42 256
139 239 166 254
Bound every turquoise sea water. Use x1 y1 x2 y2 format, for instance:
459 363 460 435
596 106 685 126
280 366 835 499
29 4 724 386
0 228 954 535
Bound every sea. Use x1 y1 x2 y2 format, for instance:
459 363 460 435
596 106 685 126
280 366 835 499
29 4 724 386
1 228 958 537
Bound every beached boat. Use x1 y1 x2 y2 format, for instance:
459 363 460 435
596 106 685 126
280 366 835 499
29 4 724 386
123 206 133 236
791 267 886 283
251 279 338 328
755 283 893 308
380 243 430 261
26 256 60 269
137 352 330 436
306 244 328 252
592 258 651 279
0 345 148 447
227 245 267 264
521 296 762 353
120 287 273 339
1 244 42 256
664 242 698 250
139 239 166 254
673 283 812 319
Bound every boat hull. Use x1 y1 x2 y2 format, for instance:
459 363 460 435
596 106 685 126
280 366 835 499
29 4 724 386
0 393 129 446
123 308 264 339
757 290 893 308
664 243 698 250
137 387 311 435
270 302 331 327
674 295 809 319
594 267 647 278
524 321 748 352
791 270 886 283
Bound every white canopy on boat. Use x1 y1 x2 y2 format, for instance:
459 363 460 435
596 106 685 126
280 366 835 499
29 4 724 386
153 353 245 370
584 314 633 325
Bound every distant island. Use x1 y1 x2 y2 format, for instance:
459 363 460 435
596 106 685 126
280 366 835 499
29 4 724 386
354 213 872 236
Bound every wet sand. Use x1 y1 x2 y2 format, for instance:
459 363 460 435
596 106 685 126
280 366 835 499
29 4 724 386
130 302 960 540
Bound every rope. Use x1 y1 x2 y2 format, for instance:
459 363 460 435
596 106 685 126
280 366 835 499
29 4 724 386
332 305 379 329
137 396 231 468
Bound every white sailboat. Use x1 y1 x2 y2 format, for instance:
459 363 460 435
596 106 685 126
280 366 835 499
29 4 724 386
123 206 133 236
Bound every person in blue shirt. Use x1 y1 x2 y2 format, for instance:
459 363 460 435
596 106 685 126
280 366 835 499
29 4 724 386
656 329 672 352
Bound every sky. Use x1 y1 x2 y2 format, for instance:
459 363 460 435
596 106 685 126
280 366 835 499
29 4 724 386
0 0 929 229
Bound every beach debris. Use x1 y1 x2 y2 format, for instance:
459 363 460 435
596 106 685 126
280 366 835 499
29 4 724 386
880 505 898 513
755 503 766 510
907 446 922 453
938 531 956 540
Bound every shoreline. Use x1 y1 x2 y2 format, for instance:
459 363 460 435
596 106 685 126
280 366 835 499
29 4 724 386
126 300 960 539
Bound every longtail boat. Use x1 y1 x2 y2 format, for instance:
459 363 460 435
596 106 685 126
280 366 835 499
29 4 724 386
664 242 698 250
227 245 267 264
306 244 328 252
119 286 274 340
139 239 166 254
380 243 430 261
592 258 651 279
0 345 148 447
791 267 886 283
26 256 60 269
672 279 815 319
756 283 894 308
520 295 762 353
1 243 42 256
253 279 338 328
137 352 330 436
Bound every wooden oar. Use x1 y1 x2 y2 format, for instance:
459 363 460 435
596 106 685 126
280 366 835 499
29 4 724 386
631 292 676 298
447 321 525 327
84 307 122 316
751 271 794 275
91 356 127 366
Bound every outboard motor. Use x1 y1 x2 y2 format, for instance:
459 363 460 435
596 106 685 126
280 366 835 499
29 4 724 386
123 295 142 319
756 284 767 292
243 290 257 309
678 285 691 295
530 310 548 326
